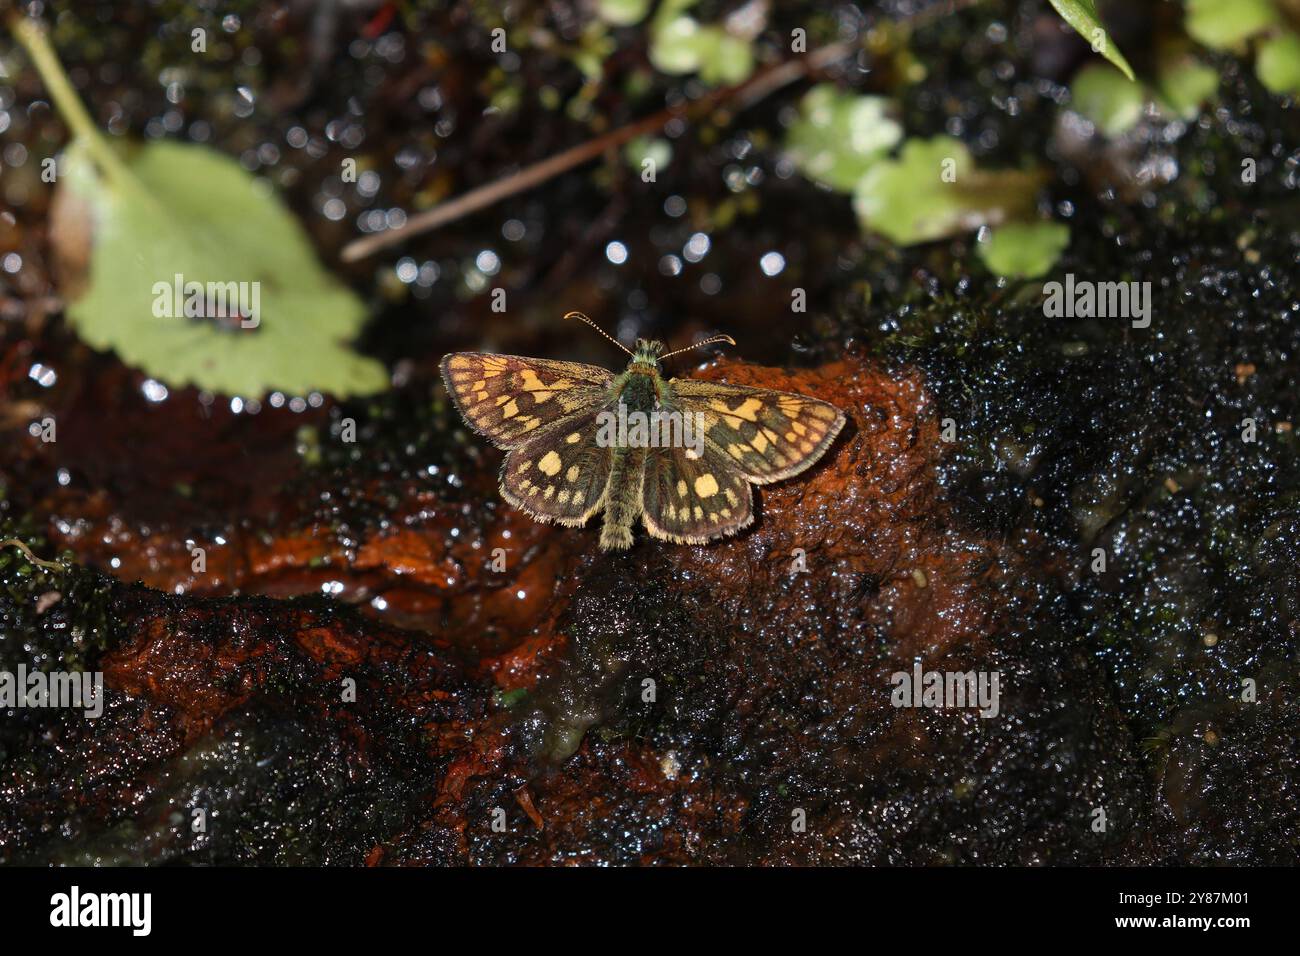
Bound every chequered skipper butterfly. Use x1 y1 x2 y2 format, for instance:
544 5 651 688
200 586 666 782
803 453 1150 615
440 312 846 550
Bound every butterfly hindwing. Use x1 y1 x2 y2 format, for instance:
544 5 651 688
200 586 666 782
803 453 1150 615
642 443 753 544
500 407 613 526
669 379 845 484
441 353 613 448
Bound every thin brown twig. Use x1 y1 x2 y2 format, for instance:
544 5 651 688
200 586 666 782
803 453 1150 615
0 537 64 572
340 39 856 262
339 0 981 263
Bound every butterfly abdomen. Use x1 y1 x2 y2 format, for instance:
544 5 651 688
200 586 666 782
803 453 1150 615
600 445 647 550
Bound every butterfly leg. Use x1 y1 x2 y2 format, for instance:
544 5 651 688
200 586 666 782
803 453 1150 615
599 446 647 550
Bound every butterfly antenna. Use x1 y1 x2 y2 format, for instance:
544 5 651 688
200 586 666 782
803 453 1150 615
659 334 737 361
564 310 633 357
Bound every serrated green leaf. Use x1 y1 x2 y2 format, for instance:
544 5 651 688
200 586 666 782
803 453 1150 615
13 12 387 399
1049 0 1136 80
647 3 754 86
977 222 1071 279
785 85 902 193
61 141 389 398
694 28 754 86
852 137 1044 246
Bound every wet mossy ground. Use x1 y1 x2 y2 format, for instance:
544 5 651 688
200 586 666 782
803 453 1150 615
0 1 1297 863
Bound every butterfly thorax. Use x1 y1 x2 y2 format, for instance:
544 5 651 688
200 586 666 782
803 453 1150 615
609 339 670 413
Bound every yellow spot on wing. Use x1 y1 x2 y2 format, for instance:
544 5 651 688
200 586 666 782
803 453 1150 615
502 399 519 418
694 474 719 498
566 465 580 482
538 451 562 475
566 432 582 444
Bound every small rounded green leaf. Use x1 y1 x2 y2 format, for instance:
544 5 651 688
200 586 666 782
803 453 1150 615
977 222 1071 279
595 0 651 27
649 16 706 74
1157 55 1219 118
1071 63 1146 136
1256 32 1300 95
1184 0 1280 50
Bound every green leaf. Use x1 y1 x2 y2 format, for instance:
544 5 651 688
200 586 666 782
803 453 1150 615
647 4 754 86
694 28 754 86
1156 53 1219 118
1048 0 1136 80
649 15 707 74
784 85 902 193
1184 0 1280 50
624 135 673 172
61 142 389 397
595 0 651 27
852 137 1043 246
1256 32 1300 95
1071 63 1146 135
13 14 387 398
977 222 1071 279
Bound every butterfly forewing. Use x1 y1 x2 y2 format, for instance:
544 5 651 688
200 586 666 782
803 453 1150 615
642 443 753 544
669 379 846 484
500 406 613 526
441 353 613 448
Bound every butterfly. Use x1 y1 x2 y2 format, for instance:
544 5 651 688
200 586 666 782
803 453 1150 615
440 312 846 550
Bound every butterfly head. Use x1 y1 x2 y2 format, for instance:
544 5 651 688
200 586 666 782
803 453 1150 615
565 310 736 368
632 339 666 369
